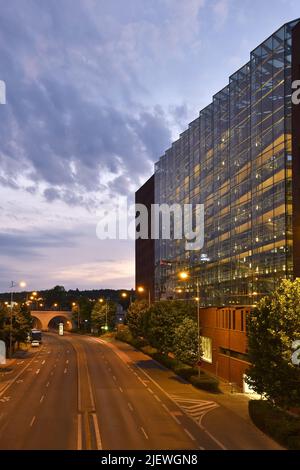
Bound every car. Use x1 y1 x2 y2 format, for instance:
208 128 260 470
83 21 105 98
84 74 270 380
31 340 40 347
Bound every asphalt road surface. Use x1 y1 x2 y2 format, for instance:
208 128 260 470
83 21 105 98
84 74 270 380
0 332 281 450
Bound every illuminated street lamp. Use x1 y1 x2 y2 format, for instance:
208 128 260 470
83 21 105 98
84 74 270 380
72 302 80 330
9 280 26 359
137 286 151 307
99 298 108 331
178 271 201 377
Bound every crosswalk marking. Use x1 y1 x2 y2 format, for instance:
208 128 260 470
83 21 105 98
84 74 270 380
168 394 219 424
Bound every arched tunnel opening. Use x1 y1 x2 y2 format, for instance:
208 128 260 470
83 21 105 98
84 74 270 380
47 316 73 332
31 317 43 330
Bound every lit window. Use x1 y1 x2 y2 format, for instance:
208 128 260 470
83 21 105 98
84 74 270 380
201 336 213 364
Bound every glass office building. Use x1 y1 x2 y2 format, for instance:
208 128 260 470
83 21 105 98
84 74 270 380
154 19 300 306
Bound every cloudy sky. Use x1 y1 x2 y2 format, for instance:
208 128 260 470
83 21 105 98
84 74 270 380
0 0 299 292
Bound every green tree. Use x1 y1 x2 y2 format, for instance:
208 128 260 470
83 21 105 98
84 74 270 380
126 300 149 338
174 318 200 365
0 303 32 353
91 301 116 334
246 279 300 408
144 300 197 354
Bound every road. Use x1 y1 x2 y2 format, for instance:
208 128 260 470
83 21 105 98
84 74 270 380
0 332 281 450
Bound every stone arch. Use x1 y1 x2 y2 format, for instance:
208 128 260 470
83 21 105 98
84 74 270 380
47 315 73 331
31 316 43 330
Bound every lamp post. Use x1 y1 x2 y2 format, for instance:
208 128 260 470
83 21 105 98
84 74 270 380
72 302 80 330
9 280 26 359
137 286 151 307
179 271 201 378
99 298 109 331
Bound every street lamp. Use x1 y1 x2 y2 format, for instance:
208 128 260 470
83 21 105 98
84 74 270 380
9 280 26 359
178 271 201 378
99 298 108 331
137 286 151 307
72 302 80 330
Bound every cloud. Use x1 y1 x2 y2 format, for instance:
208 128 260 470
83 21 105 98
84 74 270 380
212 0 230 29
0 226 82 258
0 0 177 207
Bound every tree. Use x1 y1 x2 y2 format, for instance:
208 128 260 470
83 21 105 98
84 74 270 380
144 300 197 354
174 318 200 365
126 300 149 338
0 303 32 353
91 301 116 333
246 279 300 408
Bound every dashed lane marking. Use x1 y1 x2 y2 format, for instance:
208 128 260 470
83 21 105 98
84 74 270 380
30 416 36 427
184 428 196 441
141 427 149 440
128 402 134 412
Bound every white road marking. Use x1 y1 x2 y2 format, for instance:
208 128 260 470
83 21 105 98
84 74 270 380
92 413 103 450
128 402 134 412
141 427 149 440
36 369 40 375
41 360 45 365
40 395 44 403
154 394 161 403
77 414 82 450
17 361 24 365
46 382 50 387
64 368 67 374
30 416 36 427
16 379 23 384
112 375 117 381
148 388 154 394
134 365 227 450
184 428 196 441
119 386 123 393
0 396 10 403
66 360 69 364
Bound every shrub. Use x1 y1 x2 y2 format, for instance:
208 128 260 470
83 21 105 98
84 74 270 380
173 364 196 380
190 374 220 393
141 345 157 356
115 325 133 343
249 400 300 450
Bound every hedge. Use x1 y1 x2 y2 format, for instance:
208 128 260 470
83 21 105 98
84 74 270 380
115 327 220 393
249 400 300 450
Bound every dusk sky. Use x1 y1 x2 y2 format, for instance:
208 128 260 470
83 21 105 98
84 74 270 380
0 0 299 292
